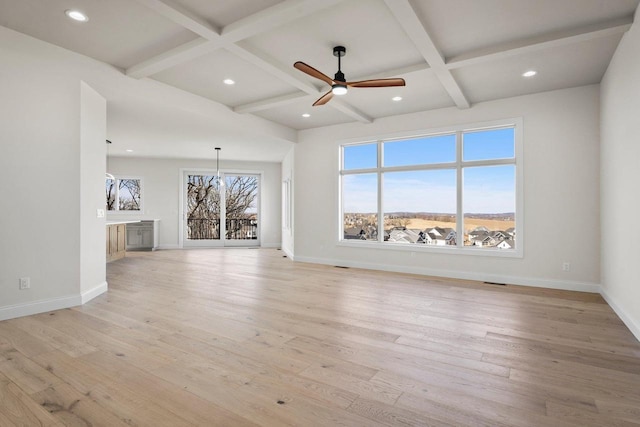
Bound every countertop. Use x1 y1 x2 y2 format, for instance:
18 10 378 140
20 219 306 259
105 220 141 226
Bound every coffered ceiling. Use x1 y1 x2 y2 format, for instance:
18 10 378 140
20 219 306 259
0 0 637 160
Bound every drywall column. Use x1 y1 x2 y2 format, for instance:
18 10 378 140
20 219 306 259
80 81 107 300
0 29 82 318
600 6 640 340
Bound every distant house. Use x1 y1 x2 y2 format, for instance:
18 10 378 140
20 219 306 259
387 227 421 244
344 227 366 240
497 240 515 249
426 227 456 246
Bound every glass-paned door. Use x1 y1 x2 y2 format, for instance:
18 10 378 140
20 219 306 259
183 171 259 247
224 174 259 246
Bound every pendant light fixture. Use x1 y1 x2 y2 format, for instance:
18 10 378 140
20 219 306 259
105 140 115 181
215 147 225 188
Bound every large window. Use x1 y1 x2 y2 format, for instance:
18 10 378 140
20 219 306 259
106 177 142 211
340 120 521 255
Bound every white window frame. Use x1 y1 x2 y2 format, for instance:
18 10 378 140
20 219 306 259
338 118 523 258
106 175 144 213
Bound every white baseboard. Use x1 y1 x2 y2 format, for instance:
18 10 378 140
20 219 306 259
81 281 108 304
600 287 640 342
157 244 181 250
293 255 601 293
0 282 108 322
281 247 295 260
261 242 281 248
0 294 81 322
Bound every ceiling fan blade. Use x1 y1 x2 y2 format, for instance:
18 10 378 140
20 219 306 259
313 90 334 106
294 61 334 86
346 78 406 88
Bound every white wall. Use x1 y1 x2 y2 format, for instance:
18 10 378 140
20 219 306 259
0 27 107 319
80 82 107 299
106 157 282 248
600 7 640 340
294 85 601 291
281 146 295 258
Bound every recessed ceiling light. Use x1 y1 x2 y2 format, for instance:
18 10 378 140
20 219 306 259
126 149 133 153
223 79 235 85
302 113 310 118
392 96 402 102
65 9 89 22
522 70 537 78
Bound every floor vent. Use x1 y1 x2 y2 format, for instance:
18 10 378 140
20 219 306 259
335 266 349 269
484 281 506 286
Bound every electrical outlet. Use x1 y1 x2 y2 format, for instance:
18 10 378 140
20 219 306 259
562 262 571 272
97 209 105 218
19 277 30 290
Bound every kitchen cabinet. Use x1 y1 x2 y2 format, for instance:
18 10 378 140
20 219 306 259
126 219 159 251
106 223 126 262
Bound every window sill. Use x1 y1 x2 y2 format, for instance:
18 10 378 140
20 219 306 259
337 239 523 258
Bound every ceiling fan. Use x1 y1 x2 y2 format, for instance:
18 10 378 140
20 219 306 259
294 46 406 106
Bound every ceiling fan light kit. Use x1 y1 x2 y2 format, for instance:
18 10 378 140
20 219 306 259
294 45 405 106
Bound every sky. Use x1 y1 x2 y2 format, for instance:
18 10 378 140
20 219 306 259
342 127 516 214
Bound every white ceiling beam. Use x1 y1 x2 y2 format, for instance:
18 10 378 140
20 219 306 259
234 92 308 114
383 0 470 109
127 38 220 79
134 0 220 39
355 62 431 81
227 42 320 94
220 0 343 41
132 0 370 122
446 16 634 69
128 0 345 79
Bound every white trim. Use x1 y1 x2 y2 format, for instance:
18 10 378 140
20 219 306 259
0 281 109 322
335 117 524 147
261 242 281 248
0 294 81 322
281 247 295 260
158 244 181 250
337 240 522 258
600 287 640 342
81 281 108 304
293 255 601 293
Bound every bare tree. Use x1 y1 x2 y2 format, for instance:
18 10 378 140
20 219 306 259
186 174 258 240
106 179 115 210
225 176 257 219
119 179 141 210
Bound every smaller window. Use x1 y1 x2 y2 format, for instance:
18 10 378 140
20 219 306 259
343 143 377 170
383 133 455 167
463 127 515 161
106 177 142 211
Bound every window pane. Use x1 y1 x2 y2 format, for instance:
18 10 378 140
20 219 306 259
186 175 221 240
463 165 515 249
343 173 378 241
106 179 116 211
118 179 141 211
383 169 457 245
384 134 455 167
225 175 258 240
463 127 514 161
343 143 377 170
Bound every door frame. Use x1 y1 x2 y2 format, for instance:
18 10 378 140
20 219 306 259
179 168 262 248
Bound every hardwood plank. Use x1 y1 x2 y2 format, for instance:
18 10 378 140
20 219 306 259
0 372 61 427
0 248 638 426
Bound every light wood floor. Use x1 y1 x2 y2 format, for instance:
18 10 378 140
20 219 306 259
1 249 640 426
